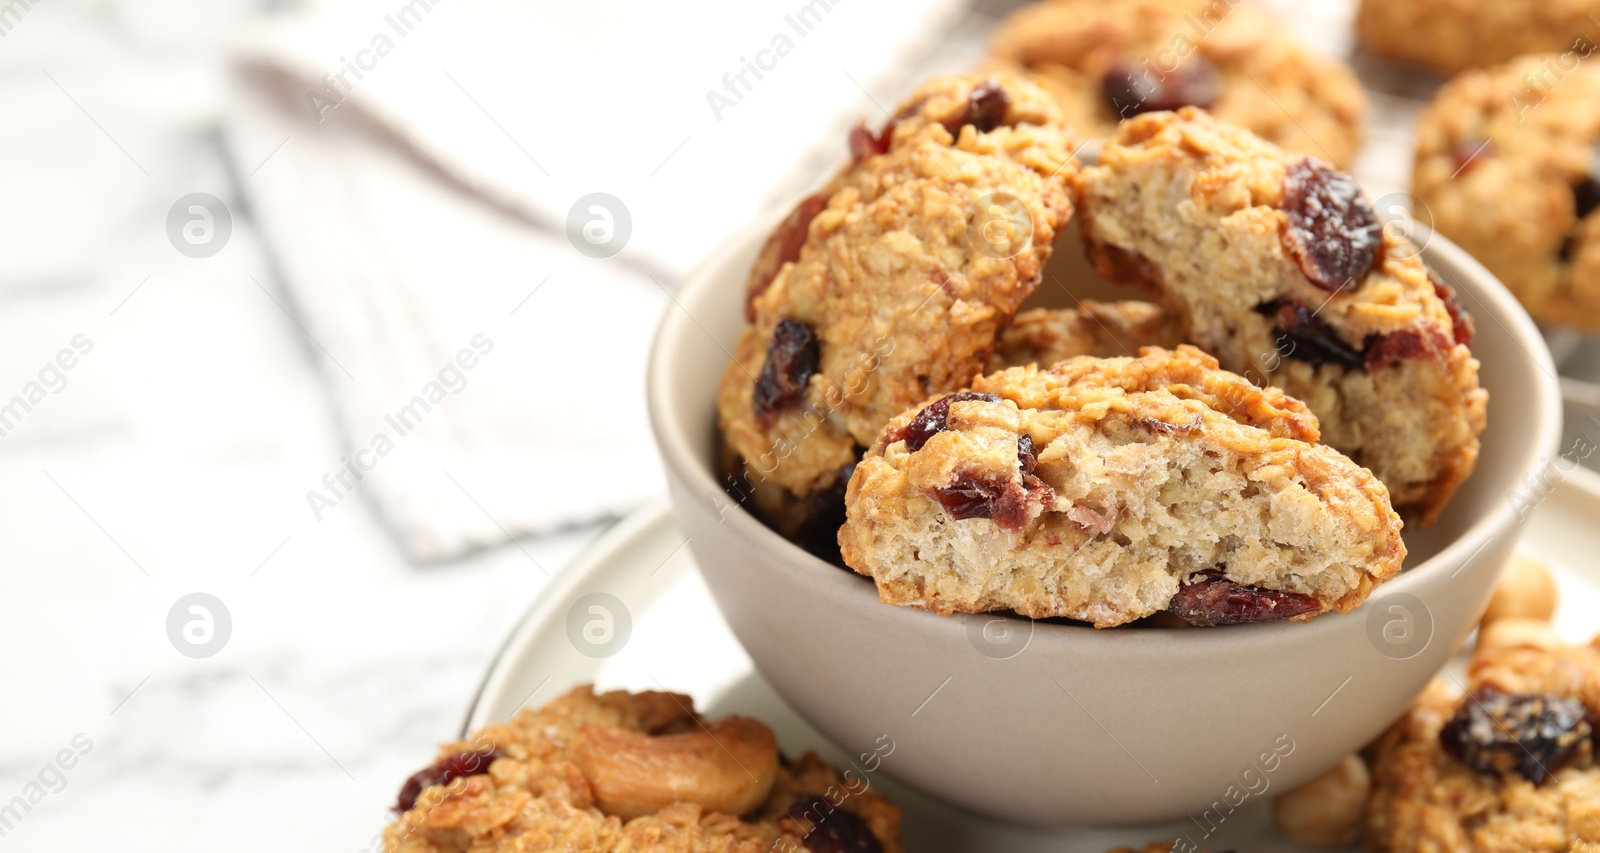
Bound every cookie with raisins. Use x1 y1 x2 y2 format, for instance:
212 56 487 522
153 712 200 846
1077 109 1487 524
717 74 1078 518
1413 54 1600 331
384 685 902 853
838 346 1405 628
986 0 1366 164
1357 0 1600 75
1366 619 1600 851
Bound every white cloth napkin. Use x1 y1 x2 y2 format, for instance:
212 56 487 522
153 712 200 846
224 0 969 561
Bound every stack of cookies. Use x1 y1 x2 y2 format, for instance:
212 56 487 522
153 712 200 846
717 67 1486 631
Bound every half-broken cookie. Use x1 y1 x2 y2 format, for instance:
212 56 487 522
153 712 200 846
1076 109 1486 523
839 346 1405 628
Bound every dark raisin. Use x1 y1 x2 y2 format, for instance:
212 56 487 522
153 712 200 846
753 318 820 427
1430 271 1475 346
795 459 859 567
1102 57 1220 119
1574 174 1600 222
848 120 892 162
1439 687 1596 785
1568 169 1600 262
942 80 1011 138
1256 300 1365 370
895 391 1001 452
787 795 882 853
748 193 830 320
1017 434 1038 476
1281 158 1383 292
395 748 506 812
965 80 1010 133
1166 570 1322 626
1449 139 1490 177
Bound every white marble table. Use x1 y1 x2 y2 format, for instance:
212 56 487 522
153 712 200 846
0 1 606 849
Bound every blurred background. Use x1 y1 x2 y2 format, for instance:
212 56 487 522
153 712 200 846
2 0 1598 849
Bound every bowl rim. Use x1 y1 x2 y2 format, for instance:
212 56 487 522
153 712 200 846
647 211 1563 643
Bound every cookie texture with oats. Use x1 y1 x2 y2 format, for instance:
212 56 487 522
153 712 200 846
384 685 902 853
1414 54 1600 330
838 346 1405 629
989 301 1183 371
986 0 1366 163
1365 619 1600 852
1356 0 1600 75
718 73 1078 505
1077 108 1487 524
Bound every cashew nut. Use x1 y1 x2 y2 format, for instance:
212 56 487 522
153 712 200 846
572 716 778 819
1478 616 1564 654
1481 555 1558 628
1271 754 1369 847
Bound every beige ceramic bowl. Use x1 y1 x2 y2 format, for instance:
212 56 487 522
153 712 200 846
647 217 1561 827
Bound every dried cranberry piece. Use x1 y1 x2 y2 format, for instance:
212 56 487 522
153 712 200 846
1439 687 1596 785
1256 300 1365 371
1281 159 1383 292
1133 417 1200 436
1102 57 1220 118
753 318 820 426
942 80 1011 138
795 459 859 567
395 748 506 812
932 467 1051 533
1429 271 1475 346
848 120 893 162
788 796 882 853
933 472 1011 521
1166 571 1322 626
748 193 830 319
895 391 1001 452
1449 139 1490 177
1365 328 1449 372
1017 434 1038 476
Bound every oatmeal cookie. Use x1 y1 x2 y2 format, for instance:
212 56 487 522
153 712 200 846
989 301 1182 370
384 685 902 853
1077 109 1487 523
1356 0 1600 75
1365 619 1600 852
719 74 1078 504
838 346 1405 628
987 0 1366 164
1413 54 1600 329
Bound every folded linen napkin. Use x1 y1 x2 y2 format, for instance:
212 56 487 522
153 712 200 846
224 0 969 560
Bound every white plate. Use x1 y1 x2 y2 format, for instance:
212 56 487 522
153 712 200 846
463 469 1600 852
